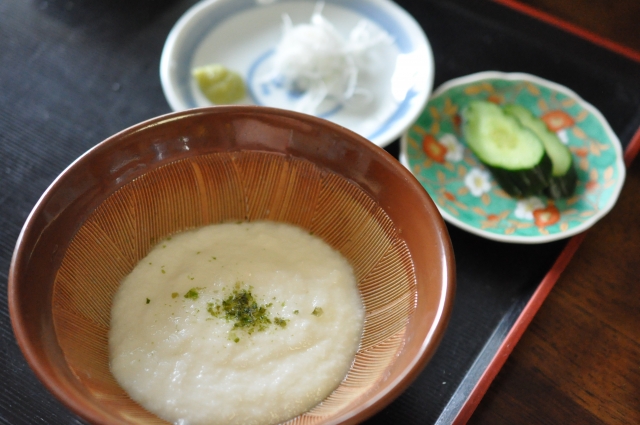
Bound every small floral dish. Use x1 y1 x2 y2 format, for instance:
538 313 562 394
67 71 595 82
400 71 626 244
160 0 434 148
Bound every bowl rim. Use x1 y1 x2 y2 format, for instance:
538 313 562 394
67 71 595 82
9 105 455 425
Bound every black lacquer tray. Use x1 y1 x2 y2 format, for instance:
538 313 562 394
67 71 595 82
1 1 639 424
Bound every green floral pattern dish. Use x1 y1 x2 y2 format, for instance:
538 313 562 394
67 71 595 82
401 72 626 243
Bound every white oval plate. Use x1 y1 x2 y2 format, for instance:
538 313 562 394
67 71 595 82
160 0 434 148
400 71 626 244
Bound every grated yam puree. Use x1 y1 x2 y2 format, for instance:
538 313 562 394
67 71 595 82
109 221 364 425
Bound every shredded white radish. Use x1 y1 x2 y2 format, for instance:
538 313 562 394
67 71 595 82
267 3 392 113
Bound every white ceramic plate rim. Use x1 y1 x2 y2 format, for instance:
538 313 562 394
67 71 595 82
160 0 434 148
400 71 627 244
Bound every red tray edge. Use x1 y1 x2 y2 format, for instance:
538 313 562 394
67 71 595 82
492 0 640 63
454 129 640 425
452 1 640 422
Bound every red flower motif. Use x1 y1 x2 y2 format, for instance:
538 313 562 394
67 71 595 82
585 181 599 191
574 147 589 157
422 135 447 163
444 191 456 201
533 205 561 227
452 114 462 129
486 214 500 222
541 110 575 132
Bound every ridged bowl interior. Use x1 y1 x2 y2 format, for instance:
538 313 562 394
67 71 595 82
54 151 415 424
9 107 454 425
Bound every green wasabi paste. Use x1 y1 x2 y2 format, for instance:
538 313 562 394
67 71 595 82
192 64 245 104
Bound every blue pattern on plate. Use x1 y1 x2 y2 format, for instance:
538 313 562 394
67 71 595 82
175 0 416 138
368 89 418 140
175 0 254 109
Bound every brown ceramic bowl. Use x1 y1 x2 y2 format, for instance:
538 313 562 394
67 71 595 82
9 106 455 425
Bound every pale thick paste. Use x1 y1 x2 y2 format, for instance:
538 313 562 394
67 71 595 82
109 221 364 425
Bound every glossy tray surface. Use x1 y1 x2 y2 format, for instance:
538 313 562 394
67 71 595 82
1 0 639 424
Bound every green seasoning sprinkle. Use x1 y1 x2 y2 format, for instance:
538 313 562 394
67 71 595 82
184 288 201 300
274 317 289 328
293 310 299 315
312 307 323 317
171 292 179 299
206 284 293 339
146 298 150 304
209 287 271 333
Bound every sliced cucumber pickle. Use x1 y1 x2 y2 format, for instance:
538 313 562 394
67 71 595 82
503 104 577 198
462 101 552 197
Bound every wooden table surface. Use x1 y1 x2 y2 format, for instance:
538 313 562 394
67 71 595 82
469 1 640 423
